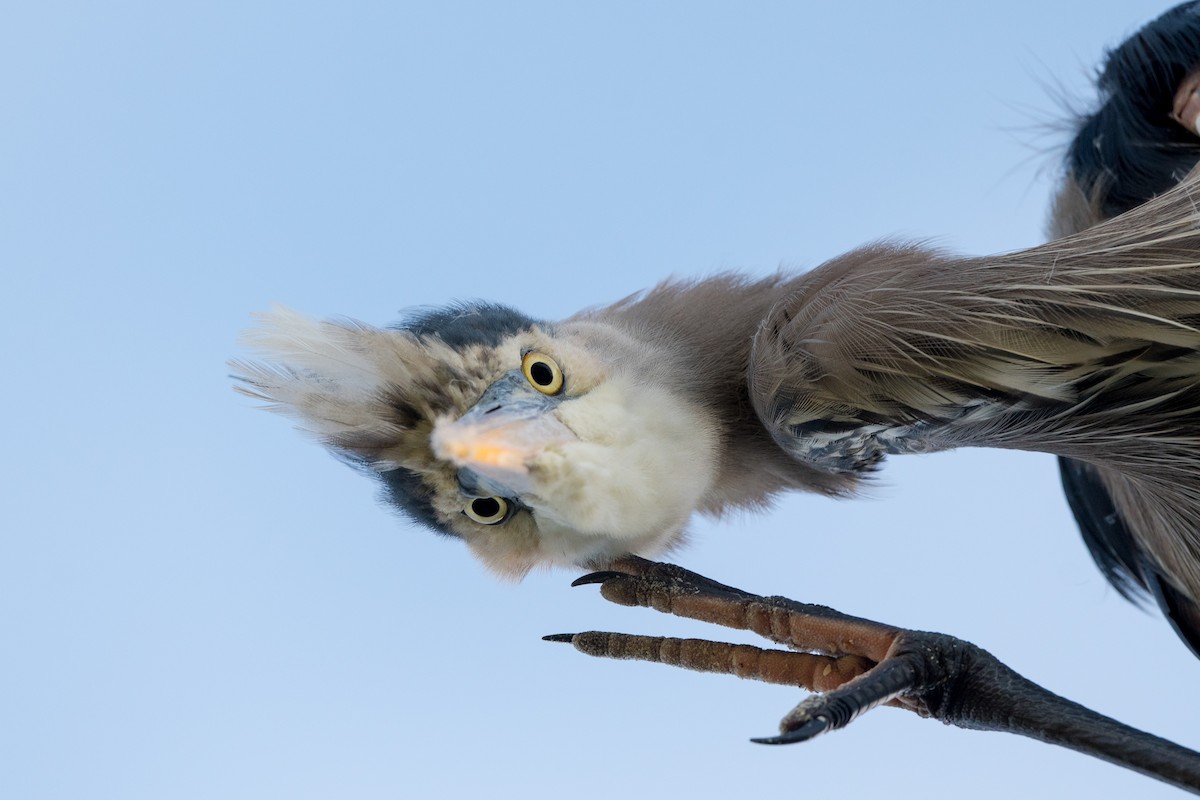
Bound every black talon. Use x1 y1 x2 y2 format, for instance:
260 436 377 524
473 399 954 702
542 633 577 643
571 570 625 587
750 715 830 745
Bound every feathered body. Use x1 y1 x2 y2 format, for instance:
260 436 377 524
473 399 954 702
1044 1 1200 653
237 168 1200 605
752 193 1200 614
234 1 1200 658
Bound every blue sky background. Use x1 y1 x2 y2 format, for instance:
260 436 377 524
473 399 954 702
4 2 1199 798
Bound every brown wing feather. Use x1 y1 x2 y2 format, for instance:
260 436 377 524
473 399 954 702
751 167 1200 602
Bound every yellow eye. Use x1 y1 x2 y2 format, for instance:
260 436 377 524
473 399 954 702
521 351 564 395
465 496 509 525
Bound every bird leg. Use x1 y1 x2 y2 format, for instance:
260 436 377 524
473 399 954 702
547 556 1200 795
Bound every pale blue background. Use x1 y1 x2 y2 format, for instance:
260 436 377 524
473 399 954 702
4 2 1198 798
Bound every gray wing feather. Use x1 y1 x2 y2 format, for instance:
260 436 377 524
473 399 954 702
750 167 1200 605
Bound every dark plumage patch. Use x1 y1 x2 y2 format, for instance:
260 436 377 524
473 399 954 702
387 395 424 430
1068 2 1200 218
1058 459 1148 603
396 302 541 349
379 466 458 538
1148 568 1200 658
1057 2 1200 615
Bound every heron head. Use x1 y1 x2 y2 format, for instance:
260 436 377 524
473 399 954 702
234 304 718 578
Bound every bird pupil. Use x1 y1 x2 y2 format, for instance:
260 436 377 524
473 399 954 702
530 361 554 386
472 497 501 518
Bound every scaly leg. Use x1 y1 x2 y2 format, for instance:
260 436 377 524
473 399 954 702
546 557 1200 795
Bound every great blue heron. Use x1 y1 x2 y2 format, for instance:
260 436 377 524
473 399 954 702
1051 1 1200 659
234 2 1200 792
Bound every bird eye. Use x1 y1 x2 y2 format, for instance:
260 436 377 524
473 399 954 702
521 351 564 395
464 496 510 525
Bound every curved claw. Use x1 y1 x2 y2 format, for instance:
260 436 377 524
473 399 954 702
751 715 830 745
571 570 626 587
554 558 1200 794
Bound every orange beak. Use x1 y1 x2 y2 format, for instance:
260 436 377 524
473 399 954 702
431 405 576 496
